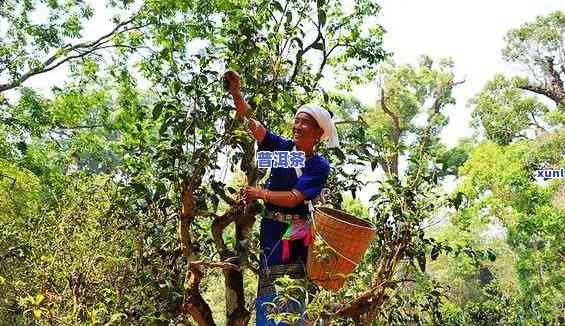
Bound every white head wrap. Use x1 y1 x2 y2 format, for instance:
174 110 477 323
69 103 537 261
294 104 340 148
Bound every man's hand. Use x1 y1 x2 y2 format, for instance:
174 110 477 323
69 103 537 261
224 70 250 121
223 70 267 142
223 70 241 97
242 186 306 207
243 186 265 204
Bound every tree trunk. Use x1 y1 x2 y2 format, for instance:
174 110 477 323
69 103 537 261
226 140 260 325
184 266 217 326
179 181 216 325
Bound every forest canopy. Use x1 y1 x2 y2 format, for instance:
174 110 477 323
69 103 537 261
0 1 563 325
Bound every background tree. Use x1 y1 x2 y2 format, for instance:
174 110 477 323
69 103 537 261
503 11 564 108
295 56 480 325
455 10 564 324
471 10 564 146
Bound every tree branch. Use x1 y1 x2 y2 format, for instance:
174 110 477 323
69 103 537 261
380 88 401 143
212 204 243 256
380 88 400 176
519 83 563 105
544 56 563 94
179 180 216 325
410 78 464 189
0 17 145 93
327 42 348 57
335 117 369 127
289 15 323 85
210 181 237 206
529 111 546 133
190 260 242 271
313 35 329 85
54 124 105 130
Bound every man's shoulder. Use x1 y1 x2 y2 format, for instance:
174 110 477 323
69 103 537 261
272 129 294 142
310 154 330 173
262 129 294 149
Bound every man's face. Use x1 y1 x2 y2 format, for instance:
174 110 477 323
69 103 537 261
293 112 323 144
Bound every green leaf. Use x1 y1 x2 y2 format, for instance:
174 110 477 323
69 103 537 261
16 141 28 154
431 246 440 260
333 148 345 161
153 102 164 120
34 293 45 305
312 42 324 51
171 80 181 94
131 182 147 195
33 309 42 320
291 37 303 49
371 159 379 171
487 249 496 262
159 116 174 136
272 1 283 12
322 90 329 103
285 11 292 25
318 9 326 27
417 253 426 272
210 194 219 211
450 192 464 210
109 312 127 323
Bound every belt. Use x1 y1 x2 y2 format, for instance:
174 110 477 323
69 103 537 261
265 211 307 223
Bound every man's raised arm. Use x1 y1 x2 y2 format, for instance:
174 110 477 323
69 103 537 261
224 71 266 143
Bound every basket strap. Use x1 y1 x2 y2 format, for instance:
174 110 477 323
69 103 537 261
292 147 357 265
310 216 358 266
292 145 357 266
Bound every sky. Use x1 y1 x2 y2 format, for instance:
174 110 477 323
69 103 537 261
362 0 564 147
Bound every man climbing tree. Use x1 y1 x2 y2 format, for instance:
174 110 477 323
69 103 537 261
224 70 339 325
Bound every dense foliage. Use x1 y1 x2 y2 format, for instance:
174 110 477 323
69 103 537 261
1 1 563 325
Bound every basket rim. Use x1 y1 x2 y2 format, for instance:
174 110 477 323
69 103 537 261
315 206 376 232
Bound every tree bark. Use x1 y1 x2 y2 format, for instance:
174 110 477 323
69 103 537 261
179 181 216 325
380 88 400 176
519 84 564 107
183 265 217 326
226 139 260 325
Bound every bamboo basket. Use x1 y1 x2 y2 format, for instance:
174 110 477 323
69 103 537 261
307 207 376 291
